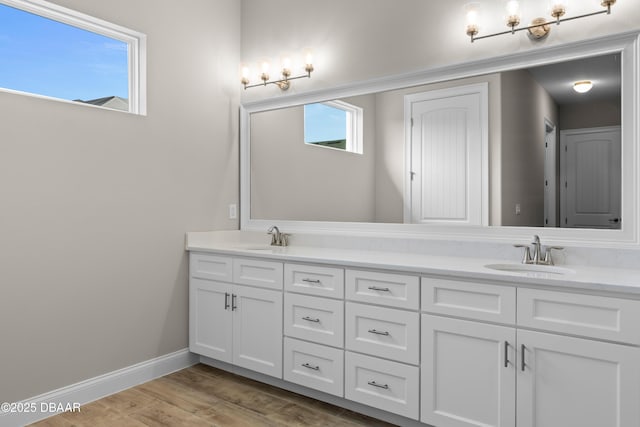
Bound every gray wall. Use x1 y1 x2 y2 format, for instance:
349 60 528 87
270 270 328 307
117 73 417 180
560 98 621 130
0 0 240 402
500 70 558 227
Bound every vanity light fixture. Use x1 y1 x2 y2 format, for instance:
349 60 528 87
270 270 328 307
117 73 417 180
466 0 617 43
573 80 594 93
241 50 314 91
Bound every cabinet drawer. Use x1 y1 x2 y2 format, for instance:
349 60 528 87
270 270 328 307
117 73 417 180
284 338 344 397
285 294 344 348
422 277 516 324
285 263 344 299
345 351 419 420
233 258 283 290
518 288 640 344
345 302 419 365
190 253 232 282
345 270 419 310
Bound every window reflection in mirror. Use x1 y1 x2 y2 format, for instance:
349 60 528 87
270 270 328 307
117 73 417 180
304 100 363 154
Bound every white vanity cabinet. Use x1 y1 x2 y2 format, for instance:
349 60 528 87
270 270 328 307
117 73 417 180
421 277 640 427
189 253 283 378
283 263 345 397
188 244 640 427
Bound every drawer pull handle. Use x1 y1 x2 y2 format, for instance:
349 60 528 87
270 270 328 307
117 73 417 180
367 381 389 390
504 341 509 368
302 316 321 323
302 278 321 284
521 344 526 371
368 286 390 292
368 329 390 336
301 363 320 371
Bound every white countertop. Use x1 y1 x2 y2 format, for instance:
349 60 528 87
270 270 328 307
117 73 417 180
186 231 640 296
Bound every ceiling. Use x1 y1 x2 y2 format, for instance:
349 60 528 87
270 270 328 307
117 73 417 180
527 53 621 105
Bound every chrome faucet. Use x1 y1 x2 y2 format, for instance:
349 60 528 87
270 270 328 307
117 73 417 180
514 235 563 265
267 226 289 247
531 235 542 264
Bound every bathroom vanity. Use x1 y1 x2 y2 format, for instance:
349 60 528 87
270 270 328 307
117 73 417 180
186 231 640 427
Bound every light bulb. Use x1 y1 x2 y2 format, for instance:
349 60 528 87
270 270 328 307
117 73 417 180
240 65 250 85
505 0 521 28
304 49 314 74
260 61 270 83
465 3 481 38
281 57 292 78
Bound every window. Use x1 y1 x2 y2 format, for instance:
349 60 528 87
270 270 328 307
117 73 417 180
304 100 363 154
0 0 146 114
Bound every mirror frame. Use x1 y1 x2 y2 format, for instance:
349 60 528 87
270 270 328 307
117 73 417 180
240 31 640 249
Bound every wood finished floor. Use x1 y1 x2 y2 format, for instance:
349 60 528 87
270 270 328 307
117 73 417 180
29 364 397 427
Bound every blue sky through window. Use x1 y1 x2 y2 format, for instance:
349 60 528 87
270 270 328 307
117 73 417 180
0 3 128 102
304 103 347 143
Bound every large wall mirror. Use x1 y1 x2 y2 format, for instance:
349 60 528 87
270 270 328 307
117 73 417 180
240 32 639 247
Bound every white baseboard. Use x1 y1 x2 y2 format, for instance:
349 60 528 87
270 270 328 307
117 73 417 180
0 349 198 427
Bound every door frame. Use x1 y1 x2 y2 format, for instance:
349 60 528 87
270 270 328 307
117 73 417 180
403 83 489 225
544 119 558 227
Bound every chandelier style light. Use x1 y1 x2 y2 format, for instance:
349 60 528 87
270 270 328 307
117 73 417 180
465 0 617 43
241 50 314 91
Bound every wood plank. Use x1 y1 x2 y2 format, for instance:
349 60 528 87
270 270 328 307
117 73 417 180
29 364 397 427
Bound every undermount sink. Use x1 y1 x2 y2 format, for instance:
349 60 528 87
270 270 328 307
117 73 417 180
484 263 575 276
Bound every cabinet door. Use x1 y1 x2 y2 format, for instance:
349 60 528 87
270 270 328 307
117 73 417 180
232 284 283 378
517 330 640 427
189 279 233 363
421 315 516 427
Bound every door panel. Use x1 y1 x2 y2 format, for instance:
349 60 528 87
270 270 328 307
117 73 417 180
517 330 640 427
189 279 233 363
232 284 283 378
407 84 488 225
421 314 516 427
561 127 621 228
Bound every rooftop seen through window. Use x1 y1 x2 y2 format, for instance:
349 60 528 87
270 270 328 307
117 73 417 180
0 1 138 112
